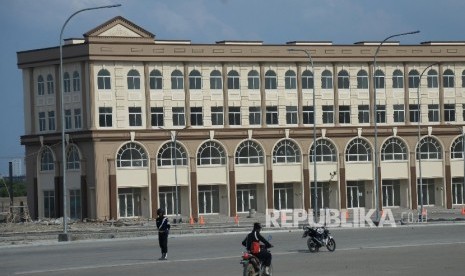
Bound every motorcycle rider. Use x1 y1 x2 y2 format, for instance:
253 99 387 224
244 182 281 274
242 222 273 275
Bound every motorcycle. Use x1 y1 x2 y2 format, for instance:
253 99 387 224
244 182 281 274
240 244 273 276
302 226 336 253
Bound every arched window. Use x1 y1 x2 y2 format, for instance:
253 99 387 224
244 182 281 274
427 69 438 88
321 70 333 89
127 69 140 90
408 70 420 88
197 141 226 165
46 74 54 94
37 75 45 95
338 70 350 89
157 142 188 166
40 147 54 171
392 69 404 89
381 137 407 161
443 69 455 88
72 71 80 92
171 70 184 90
248 70 260 89
451 137 464 159
346 138 372 162
265 70 277 89
357 70 368 89
285 70 296 89
189 70 202 90
66 145 80 170
210 70 222 89
310 139 336 162
227 70 240 90
273 139 301 164
235 140 264 164
149 69 162 90
97 69 111 90
416 137 442 160
374 69 385 89
63 72 71 93
302 70 313 89
117 143 148 167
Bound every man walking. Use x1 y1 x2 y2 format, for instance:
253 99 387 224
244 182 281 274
156 208 170 260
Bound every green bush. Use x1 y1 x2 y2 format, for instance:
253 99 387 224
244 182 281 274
0 180 27 197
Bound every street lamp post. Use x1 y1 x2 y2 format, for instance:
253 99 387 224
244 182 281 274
372 31 419 223
161 126 188 223
416 63 438 220
288 48 318 219
171 130 180 223
58 4 121 242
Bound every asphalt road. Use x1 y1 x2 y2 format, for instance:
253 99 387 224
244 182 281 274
2 223 465 276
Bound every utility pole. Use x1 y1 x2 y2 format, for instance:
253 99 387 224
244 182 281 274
9 161 13 213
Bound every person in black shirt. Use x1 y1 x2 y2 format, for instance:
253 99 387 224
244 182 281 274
242 222 273 275
156 208 170 260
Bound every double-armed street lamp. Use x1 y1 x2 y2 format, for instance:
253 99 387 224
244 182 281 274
59 4 121 242
372 31 419 224
288 48 319 219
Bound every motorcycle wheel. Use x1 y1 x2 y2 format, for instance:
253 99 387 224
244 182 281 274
307 238 319 253
260 263 272 276
243 263 256 276
326 238 336 252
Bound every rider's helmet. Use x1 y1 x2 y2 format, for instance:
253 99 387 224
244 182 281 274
156 208 165 216
253 222 262 232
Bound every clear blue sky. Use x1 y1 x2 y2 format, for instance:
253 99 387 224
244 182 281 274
1 0 465 176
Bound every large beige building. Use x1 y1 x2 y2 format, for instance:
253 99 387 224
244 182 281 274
18 16 465 221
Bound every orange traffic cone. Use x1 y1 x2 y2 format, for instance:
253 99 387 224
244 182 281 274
422 208 427 216
199 215 205 225
461 206 465 215
189 216 194 225
234 214 239 225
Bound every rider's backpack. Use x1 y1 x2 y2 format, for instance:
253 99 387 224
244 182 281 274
251 241 261 254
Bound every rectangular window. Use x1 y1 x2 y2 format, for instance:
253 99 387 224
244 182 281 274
48 111 55 130
99 107 113 127
65 109 72 129
286 106 298 124
303 106 314 124
322 105 334 124
74 109 82 129
376 105 386 123
128 107 142 127
358 105 370 123
409 104 419 123
43 190 55 218
249 106 261 125
151 107 164 127
444 104 456 122
211 106 224 126
69 189 81 219
39 112 46 131
339 105 350 124
191 107 203 126
393 104 405 123
428 104 439 122
172 107 185 126
228 106 241 125
266 106 278 125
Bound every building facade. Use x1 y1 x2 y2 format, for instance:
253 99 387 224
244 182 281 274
18 16 465 221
